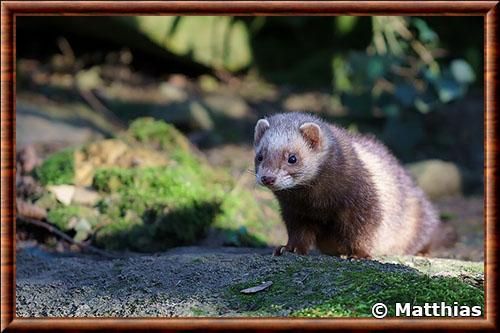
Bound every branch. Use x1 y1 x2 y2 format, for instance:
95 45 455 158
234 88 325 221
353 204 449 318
17 215 119 259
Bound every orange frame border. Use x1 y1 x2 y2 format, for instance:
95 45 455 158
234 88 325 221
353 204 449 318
1 1 498 331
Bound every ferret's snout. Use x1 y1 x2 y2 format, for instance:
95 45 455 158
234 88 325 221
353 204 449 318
261 176 276 186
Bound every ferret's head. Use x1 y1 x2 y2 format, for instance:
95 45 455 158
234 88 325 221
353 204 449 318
253 113 331 191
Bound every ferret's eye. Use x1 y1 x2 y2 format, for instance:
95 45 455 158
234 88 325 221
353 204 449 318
288 154 298 164
257 154 263 162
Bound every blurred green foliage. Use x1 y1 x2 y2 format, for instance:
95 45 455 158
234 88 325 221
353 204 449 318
331 17 476 156
125 116 192 152
17 16 482 87
47 205 99 242
17 16 482 163
124 16 252 71
35 148 75 186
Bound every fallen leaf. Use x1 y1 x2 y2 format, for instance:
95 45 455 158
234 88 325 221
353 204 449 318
240 281 273 294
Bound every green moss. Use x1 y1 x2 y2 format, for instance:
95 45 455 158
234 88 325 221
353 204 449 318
47 205 81 231
225 259 484 318
92 167 135 193
379 256 484 280
126 117 191 152
226 260 340 316
294 270 484 317
91 139 280 250
215 188 274 247
34 193 59 210
35 148 75 185
47 205 98 231
92 166 223 252
91 164 279 250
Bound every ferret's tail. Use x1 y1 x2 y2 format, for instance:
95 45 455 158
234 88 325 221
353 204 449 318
429 221 459 251
418 221 458 255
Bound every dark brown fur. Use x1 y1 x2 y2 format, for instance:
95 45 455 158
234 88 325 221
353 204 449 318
273 127 380 257
254 113 445 257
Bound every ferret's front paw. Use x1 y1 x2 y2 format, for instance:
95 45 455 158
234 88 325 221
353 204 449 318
272 245 288 256
272 245 308 256
341 253 372 260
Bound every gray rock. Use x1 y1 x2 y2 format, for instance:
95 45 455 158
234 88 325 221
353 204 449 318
16 246 483 317
16 98 119 148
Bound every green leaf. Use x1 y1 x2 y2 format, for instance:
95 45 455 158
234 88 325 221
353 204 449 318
450 59 476 84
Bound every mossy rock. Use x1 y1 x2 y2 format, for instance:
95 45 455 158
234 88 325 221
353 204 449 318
34 118 283 251
46 204 99 242
16 248 484 317
92 165 222 252
125 117 192 152
292 271 482 317
225 254 484 317
91 165 281 252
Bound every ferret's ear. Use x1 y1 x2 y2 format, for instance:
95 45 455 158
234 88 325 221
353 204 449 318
254 119 270 146
299 122 322 150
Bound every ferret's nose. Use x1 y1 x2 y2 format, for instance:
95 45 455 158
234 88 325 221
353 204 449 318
261 176 276 186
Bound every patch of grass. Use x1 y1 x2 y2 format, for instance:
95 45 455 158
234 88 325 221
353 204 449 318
225 259 484 318
35 148 75 185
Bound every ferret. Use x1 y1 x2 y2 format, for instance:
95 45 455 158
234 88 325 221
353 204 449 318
253 112 446 258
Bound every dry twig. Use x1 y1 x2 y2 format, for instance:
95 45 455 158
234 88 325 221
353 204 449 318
17 215 119 259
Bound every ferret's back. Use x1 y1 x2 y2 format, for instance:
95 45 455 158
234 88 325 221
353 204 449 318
344 130 440 255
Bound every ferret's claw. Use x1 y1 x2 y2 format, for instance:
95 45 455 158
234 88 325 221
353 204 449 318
272 245 287 256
